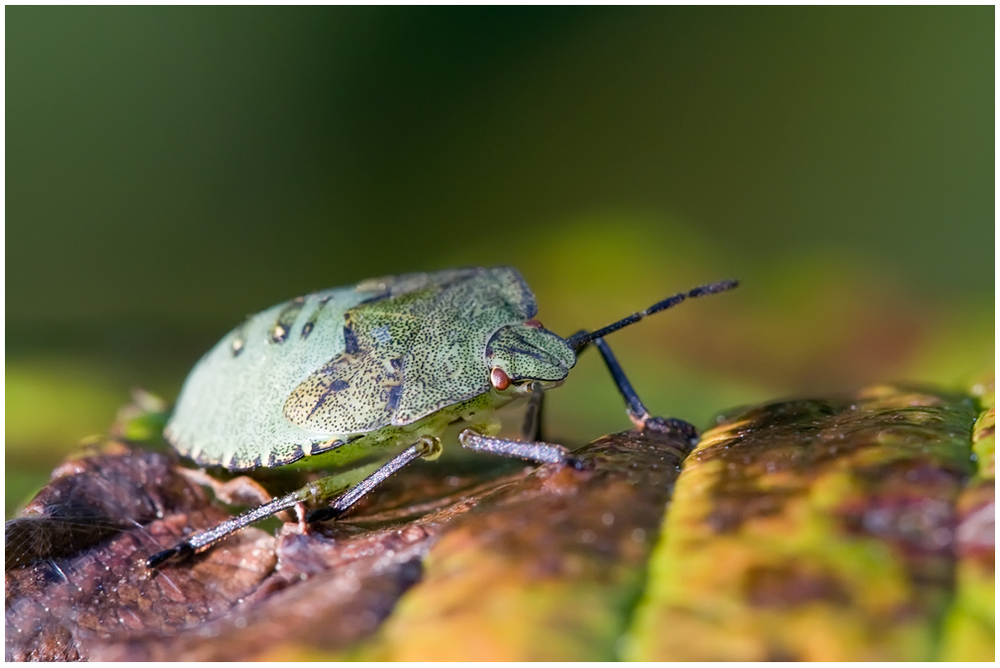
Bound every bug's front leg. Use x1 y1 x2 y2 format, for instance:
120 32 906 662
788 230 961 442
520 381 546 442
574 332 700 445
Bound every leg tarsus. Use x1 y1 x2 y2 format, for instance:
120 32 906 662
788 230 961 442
643 415 700 445
147 541 194 568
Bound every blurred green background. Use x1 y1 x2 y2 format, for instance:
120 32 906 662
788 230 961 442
6 7 994 515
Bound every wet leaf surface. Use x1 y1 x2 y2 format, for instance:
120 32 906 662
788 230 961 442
938 378 994 660
5 426 691 661
364 429 689 661
6 382 994 661
625 384 984 661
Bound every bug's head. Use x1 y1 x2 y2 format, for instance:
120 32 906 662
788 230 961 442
485 320 576 396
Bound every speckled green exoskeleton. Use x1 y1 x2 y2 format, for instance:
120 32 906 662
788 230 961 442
148 267 737 566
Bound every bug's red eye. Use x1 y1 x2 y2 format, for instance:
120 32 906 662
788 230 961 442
490 366 511 391
524 319 543 329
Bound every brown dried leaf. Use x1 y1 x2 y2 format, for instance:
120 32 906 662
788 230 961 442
6 427 692 661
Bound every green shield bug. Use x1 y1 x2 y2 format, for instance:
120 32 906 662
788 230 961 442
148 267 737 566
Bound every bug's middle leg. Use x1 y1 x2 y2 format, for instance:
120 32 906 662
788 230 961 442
147 462 377 567
456 383 575 467
458 422 586 469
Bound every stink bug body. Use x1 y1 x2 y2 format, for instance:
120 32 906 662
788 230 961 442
149 267 737 566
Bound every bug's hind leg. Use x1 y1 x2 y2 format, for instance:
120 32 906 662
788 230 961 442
147 487 310 567
588 335 700 445
147 456 390 568
176 468 298 522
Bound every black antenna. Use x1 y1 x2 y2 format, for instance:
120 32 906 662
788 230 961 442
566 279 739 351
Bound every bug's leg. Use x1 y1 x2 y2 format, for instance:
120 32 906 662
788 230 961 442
306 436 442 523
521 381 546 442
591 336 652 429
589 335 700 444
147 462 379 568
295 502 309 533
176 468 299 522
148 489 304 567
458 429 586 470
568 329 650 425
